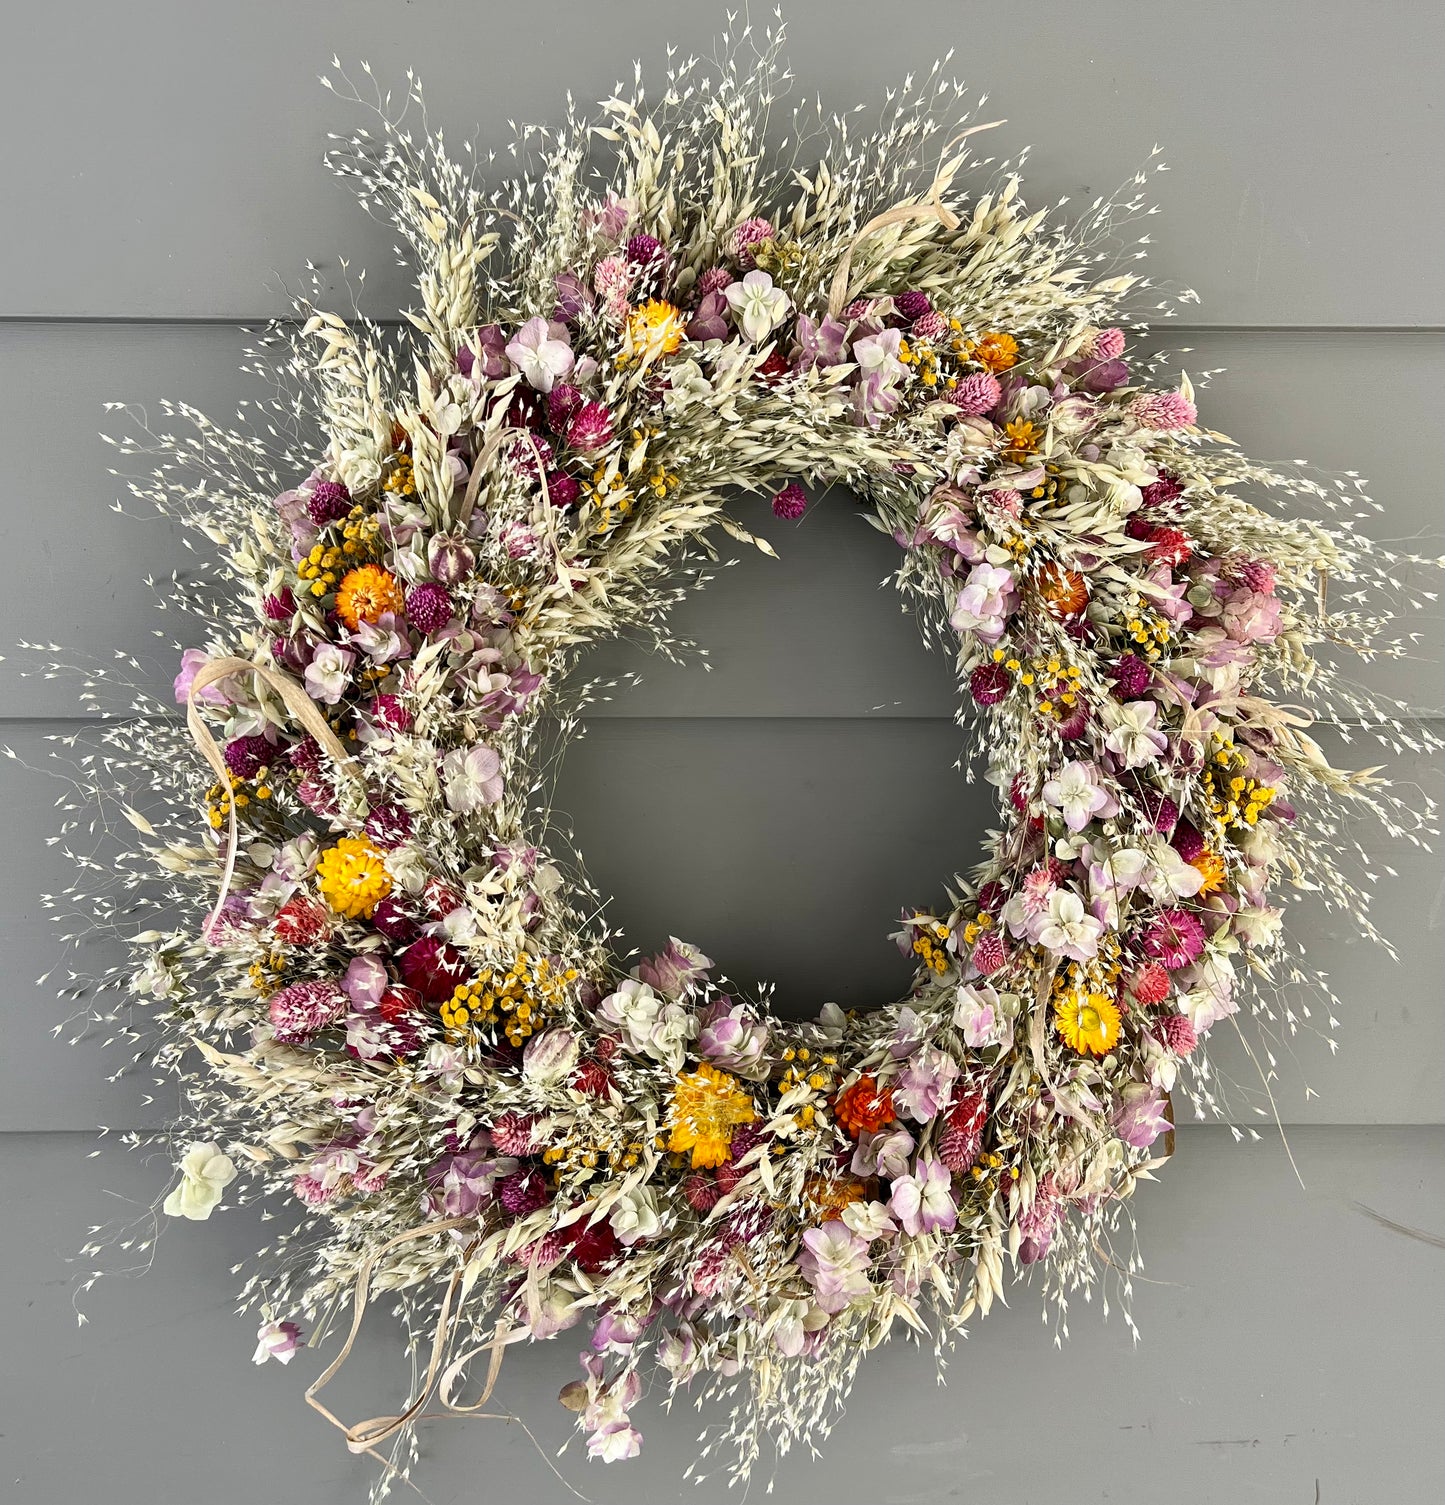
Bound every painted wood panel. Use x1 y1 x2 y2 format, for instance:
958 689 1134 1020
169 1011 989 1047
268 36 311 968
3 1127 1440 1502
1 2 1442 324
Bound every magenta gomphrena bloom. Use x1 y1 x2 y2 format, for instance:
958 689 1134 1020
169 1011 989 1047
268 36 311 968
1170 820 1207 862
1231 557 1278 595
363 802 414 851
224 733 273 779
1158 1013 1199 1055
625 232 666 268
969 661 1011 706
841 296 873 320
269 980 347 1044
696 266 734 296
366 693 411 734
405 581 453 635
1146 792 1180 834
1140 471 1184 509
1142 909 1207 969
1109 652 1152 699
772 482 807 520
497 1168 552 1217
911 310 948 342
945 371 1002 416
566 400 615 454
1131 391 1198 430
1088 326 1127 361
545 470 582 507
894 290 932 321
547 382 583 429
306 478 352 526
292 1171 339 1207
730 216 775 269
262 586 296 622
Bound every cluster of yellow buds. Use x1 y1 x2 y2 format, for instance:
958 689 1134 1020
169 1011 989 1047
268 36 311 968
584 458 634 534
1204 747 1278 828
970 1151 1010 1186
338 506 381 558
1122 606 1173 662
246 951 286 998
909 917 953 975
440 953 579 1047
647 464 681 499
297 540 346 598
960 910 995 948
897 335 942 388
205 770 269 828
382 453 416 496
777 1044 839 1130
542 1131 647 1179
990 648 1085 718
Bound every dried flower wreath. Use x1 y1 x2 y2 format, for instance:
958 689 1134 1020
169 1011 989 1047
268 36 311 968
48 24 1440 1494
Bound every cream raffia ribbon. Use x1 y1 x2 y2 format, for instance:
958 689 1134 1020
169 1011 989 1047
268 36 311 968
825 119 1005 318
303 1217 517 1456
185 654 359 934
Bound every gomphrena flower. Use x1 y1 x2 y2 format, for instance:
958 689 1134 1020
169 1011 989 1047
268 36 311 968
771 481 807 520
315 836 392 919
729 216 775 269
268 980 347 1043
404 581 453 634
1158 1014 1199 1056
1131 391 1198 430
305 478 352 526
894 290 932 320
944 370 1001 415
335 564 405 630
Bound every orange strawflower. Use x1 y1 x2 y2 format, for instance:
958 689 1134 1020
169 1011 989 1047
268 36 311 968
1035 561 1089 619
832 1074 896 1138
969 331 1019 373
1003 418 1042 459
1191 848 1228 894
335 564 405 629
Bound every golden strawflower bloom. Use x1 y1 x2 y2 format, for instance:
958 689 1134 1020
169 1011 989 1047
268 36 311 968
1054 990 1122 1056
624 299 686 362
1191 848 1228 894
969 330 1019 372
666 1063 756 1169
335 564 405 630
316 836 392 919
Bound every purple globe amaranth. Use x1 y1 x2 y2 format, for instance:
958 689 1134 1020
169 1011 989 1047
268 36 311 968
545 470 582 507
771 482 808 520
306 478 352 526
405 581 453 635
969 662 1011 706
364 802 414 850
566 401 615 454
224 733 274 779
894 290 932 320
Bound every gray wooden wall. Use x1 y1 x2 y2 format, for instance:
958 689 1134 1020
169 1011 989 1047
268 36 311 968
2 3 1441 1501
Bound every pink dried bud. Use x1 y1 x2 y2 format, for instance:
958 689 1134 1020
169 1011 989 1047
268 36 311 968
697 266 734 296
491 1112 540 1156
1131 391 1198 431
625 232 666 268
1158 1013 1198 1055
684 1174 719 1213
263 587 296 622
224 734 273 779
426 532 476 586
1110 652 1152 699
945 372 1002 416
544 469 581 507
273 891 332 947
894 291 932 320
771 482 807 520
366 694 411 733
1088 327 1127 361
269 980 347 1043
497 1168 552 1217
730 217 776 269
364 802 413 850
1129 962 1172 1007
969 662 1011 706
911 310 948 341
1171 820 1207 863
547 383 584 429
971 930 1009 976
